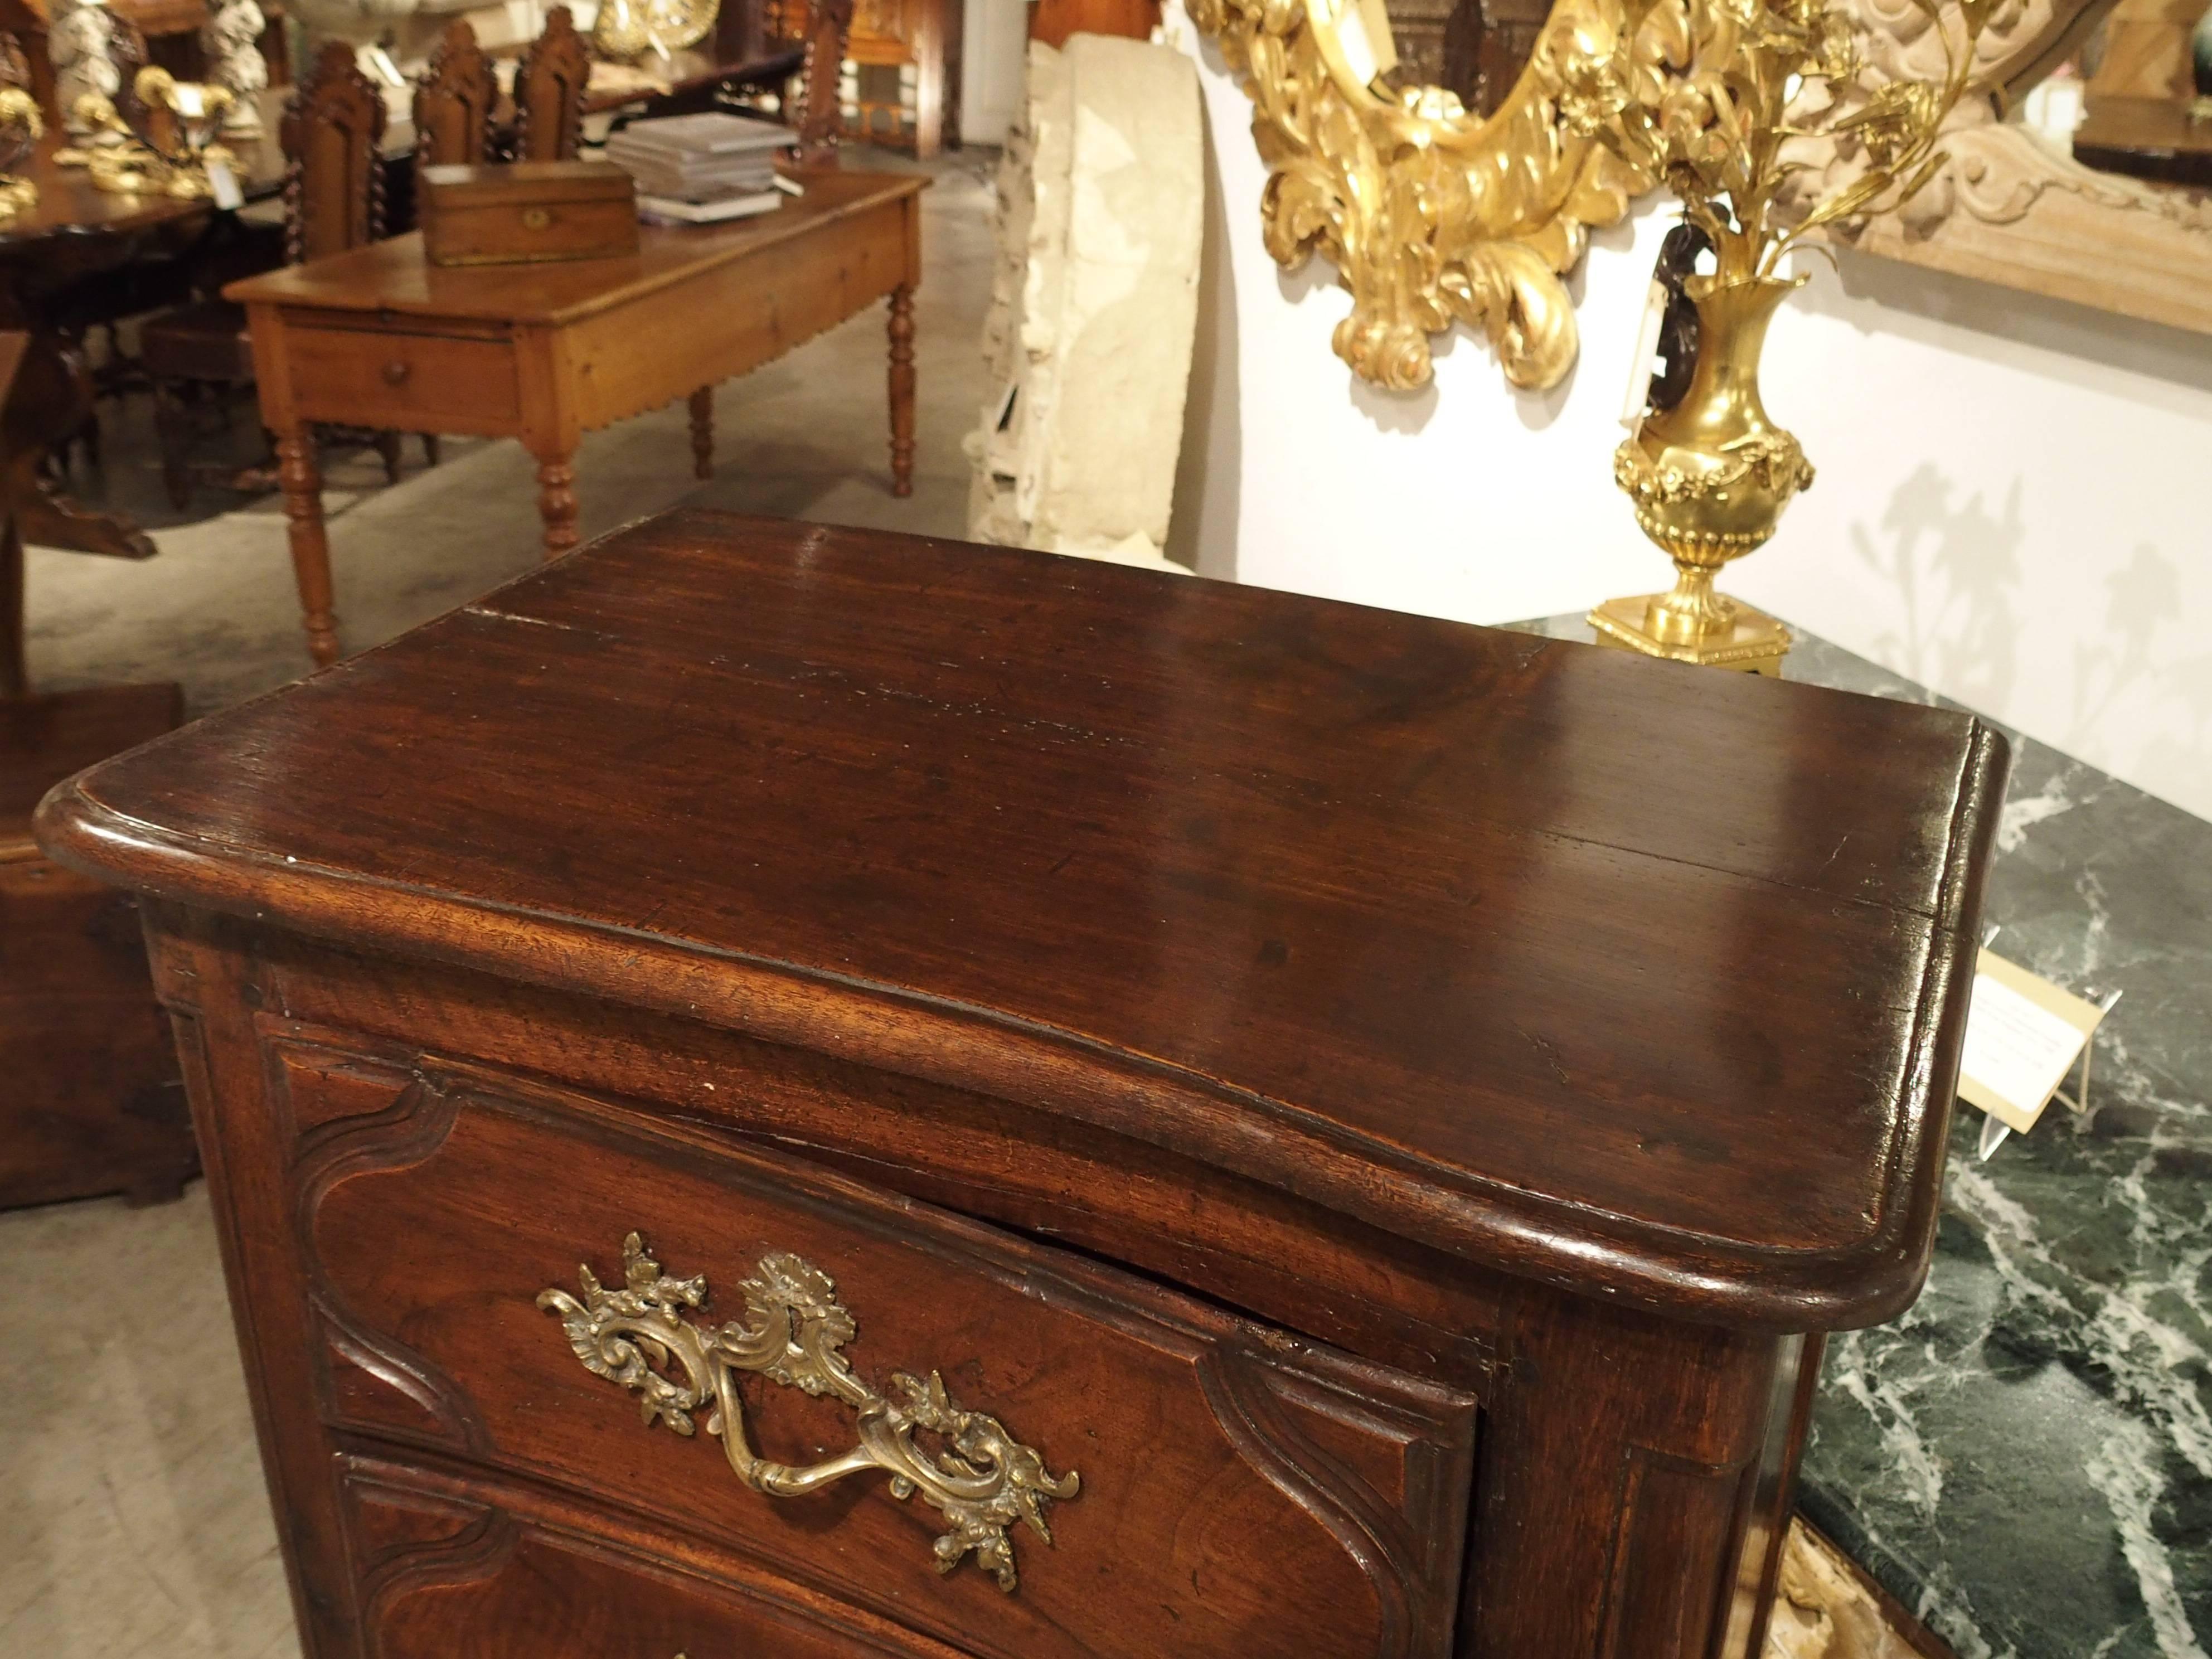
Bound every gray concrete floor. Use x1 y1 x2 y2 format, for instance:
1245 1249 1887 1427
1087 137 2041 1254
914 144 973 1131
0 145 996 1659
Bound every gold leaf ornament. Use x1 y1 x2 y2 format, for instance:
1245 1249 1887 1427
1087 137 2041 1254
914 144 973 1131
1190 0 1653 390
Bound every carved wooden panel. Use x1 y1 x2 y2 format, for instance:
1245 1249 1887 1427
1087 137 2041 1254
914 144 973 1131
282 1035 1481 1659
339 1459 974 1658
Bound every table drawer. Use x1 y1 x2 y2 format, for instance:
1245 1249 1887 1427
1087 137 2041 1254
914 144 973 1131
342 1458 962 1659
285 1037 1479 1659
283 326 520 433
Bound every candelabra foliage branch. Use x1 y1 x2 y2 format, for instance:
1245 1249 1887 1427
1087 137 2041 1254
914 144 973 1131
1563 0 2000 284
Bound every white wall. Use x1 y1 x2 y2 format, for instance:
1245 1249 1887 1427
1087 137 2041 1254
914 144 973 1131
961 0 1032 144
1167 17 2212 825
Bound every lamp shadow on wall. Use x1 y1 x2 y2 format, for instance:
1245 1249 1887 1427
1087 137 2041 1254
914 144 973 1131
1851 463 2025 717
2066 544 2211 767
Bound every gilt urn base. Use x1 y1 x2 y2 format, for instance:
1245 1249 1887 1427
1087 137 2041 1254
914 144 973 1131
1588 592 1792 676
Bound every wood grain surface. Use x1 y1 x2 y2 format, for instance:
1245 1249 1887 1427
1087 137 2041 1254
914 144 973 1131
38 511 2007 1329
226 171 928 324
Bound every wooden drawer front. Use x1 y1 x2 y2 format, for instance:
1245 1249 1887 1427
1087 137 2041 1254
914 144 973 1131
284 327 520 434
284 1037 1478 1659
341 1458 964 1659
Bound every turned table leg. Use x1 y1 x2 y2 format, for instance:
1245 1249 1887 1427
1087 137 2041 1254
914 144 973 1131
688 387 714 480
535 450 579 562
887 284 915 499
277 428 339 668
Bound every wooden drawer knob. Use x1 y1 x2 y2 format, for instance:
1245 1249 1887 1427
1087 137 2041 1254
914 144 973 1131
521 207 552 231
381 360 411 387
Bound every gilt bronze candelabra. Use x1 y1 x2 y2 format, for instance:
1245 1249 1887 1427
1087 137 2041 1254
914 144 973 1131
1571 0 1997 673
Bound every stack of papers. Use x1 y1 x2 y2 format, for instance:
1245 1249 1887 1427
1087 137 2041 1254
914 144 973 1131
604 113 794 224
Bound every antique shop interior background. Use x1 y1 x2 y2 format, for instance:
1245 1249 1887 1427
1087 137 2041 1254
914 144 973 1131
4 0 2211 1652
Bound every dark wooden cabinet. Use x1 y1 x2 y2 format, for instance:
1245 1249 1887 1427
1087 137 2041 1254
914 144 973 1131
36 511 2007 1657
765 0 961 154
0 685 191 1209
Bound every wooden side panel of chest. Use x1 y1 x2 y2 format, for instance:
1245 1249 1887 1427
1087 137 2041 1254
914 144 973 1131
0 851 192 1208
147 909 1815 1659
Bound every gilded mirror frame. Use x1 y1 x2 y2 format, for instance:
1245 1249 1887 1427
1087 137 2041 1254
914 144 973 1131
1189 0 2212 395
1186 0 1657 390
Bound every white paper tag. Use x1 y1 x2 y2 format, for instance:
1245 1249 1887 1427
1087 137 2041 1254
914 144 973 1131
1956 949 2107 1135
206 158 243 211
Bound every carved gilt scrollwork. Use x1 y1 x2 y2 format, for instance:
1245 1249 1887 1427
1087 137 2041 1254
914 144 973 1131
1190 0 2211 390
1189 0 1655 389
538 1234 1080 1593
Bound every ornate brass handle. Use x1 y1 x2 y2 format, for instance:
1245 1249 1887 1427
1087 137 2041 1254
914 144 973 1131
539 1234 1080 1592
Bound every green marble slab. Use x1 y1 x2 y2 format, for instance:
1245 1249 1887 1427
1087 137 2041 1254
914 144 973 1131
1512 613 2212 1659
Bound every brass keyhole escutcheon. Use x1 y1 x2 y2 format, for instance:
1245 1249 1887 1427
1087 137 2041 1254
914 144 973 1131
522 207 552 231
380 360 410 386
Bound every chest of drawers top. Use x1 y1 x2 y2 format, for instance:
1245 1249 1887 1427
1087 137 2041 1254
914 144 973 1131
38 510 2004 1331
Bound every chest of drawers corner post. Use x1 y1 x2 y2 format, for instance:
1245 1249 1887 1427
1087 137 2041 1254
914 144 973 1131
36 510 2007 1659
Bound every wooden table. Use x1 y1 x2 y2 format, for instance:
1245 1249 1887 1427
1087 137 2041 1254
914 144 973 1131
227 168 928 667
38 510 2007 1659
0 100 293 559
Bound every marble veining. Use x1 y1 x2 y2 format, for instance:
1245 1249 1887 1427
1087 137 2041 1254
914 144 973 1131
1518 619 2212 1658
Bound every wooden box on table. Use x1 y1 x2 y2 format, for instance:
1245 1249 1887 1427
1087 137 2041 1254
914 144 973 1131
34 511 2006 1657
420 161 639 266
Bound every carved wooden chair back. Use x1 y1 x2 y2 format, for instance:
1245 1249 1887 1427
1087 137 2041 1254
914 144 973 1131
792 0 855 166
515 6 589 162
412 21 495 186
280 40 387 266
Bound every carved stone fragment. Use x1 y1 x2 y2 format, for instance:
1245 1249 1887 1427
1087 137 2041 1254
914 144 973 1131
965 37 1203 570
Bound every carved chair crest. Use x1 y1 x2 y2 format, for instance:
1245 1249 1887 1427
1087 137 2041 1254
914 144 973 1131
516 4 590 162
412 20 495 184
794 0 857 164
280 38 386 266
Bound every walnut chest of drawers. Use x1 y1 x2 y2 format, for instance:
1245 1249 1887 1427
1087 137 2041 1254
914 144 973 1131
36 511 2007 1658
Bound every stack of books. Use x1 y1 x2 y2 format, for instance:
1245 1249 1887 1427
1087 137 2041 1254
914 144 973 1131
604 113 795 225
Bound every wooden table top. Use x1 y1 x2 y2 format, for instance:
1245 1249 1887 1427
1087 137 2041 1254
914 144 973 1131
225 169 930 325
36 512 2007 1330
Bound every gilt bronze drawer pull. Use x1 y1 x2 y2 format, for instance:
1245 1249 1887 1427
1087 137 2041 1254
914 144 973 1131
539 1233 1080 1592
